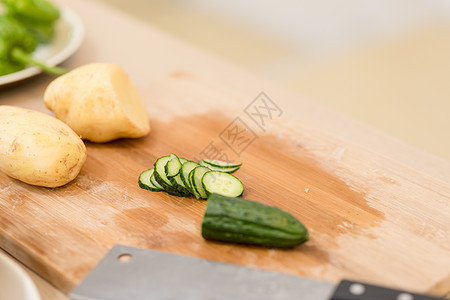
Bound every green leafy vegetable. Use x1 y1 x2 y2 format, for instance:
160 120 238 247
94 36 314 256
0 0 67 76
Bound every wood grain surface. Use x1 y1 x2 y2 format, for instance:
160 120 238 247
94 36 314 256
0 73 449 297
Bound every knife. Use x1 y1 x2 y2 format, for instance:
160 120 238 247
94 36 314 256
70 244 444 300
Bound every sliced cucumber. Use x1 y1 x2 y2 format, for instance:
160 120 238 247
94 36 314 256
164 154 191 195
153 155 185 196
201 159 242 169
199 160 240 173
153 155 173 188
140 155 244 199
169 172 192 196
202 171 244 197
188 170 200 198
165 154 182 178
181 161 200 192
150 172 164 191
191 166 211 199
138 168 164 192
170 175 190 194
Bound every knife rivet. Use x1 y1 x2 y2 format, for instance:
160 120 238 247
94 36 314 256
118 253 132 263
349 283 365 295
397 293 414 300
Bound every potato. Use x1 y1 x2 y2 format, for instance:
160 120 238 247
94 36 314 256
0 105 87 188
43 63 150 143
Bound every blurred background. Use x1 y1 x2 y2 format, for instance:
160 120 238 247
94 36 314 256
95 0 450 162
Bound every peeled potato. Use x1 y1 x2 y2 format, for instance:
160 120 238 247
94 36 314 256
0 105 87 188
44 63 150 143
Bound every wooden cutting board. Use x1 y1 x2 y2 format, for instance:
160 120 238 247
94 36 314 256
0 72 449 296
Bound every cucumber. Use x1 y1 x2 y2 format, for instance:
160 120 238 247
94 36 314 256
188 170 200 198
150 172 164 191
180 161 199 192
165 154 182 178
170 174 191 195
202 171 243 197
200 159 242 169
199 160 241 173
165 154 191 195
140 155 245 199
191 166 210 199
153 155 174 189
202 194 309 248
154 155 189 196
138 168 164 192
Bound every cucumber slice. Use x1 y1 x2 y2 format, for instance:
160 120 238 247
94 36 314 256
150 172 164 191
169 172 192 196
188 170 200 198
154 155 185 195
191 166 211 199
181 161 200 192
179 157 188 164
170 175 190 193
153 155 173 189
165 154 182 178
164 154 191 195
202 171 244 197
167 188 191 197
138 168 164 192
201 159 242 169
199 160 240 173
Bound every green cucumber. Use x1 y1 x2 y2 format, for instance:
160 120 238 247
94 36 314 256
154 155 188 196
202 194 309 248
138 168 164 192
153 155 173 189
140 155 245 199
150 172 164 191
165 154 182 178
165 154 191 195
188 170 200 198
200 159 242 169
169 174 191 195
191 166 210 199
181 161 200 192
199 160 240 173
202 171 243 197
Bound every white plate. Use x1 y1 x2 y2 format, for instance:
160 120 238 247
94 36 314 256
0 6 84 87
0 251 41 300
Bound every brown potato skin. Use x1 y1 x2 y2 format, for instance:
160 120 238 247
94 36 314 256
0 105 87 188
44 63 150 143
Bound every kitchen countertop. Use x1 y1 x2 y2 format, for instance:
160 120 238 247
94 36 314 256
1 0 449 299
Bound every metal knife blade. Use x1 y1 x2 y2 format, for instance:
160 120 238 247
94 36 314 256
69 244 444 300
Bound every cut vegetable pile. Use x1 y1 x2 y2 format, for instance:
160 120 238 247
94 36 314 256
138 154 310 248
139 154 244 199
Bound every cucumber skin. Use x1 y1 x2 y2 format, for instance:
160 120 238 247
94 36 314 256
154 168 190 197
139 179 164 192
202 194 309 248
165 155 192 195
201 159 242 168
169 175 192 195
138 169 164 192
181 161 200 194
199 160 240 173
191 166 210 199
